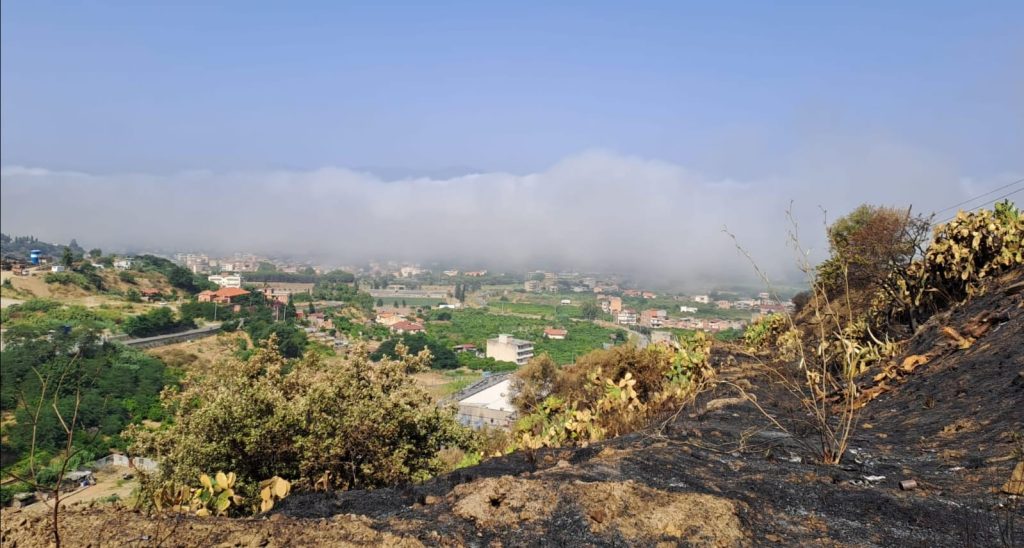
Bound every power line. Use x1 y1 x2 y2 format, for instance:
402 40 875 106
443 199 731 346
932 177 1024 216
934 186 1024 226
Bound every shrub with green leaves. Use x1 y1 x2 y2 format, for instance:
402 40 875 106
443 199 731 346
128 336 474 494
875 200 1023 326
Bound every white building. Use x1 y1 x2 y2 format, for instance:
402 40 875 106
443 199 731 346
617 309 638 325
113 258 134 270
680 305 698 313
486 334 534 365
693 295 711 304
208 273 243 288
399 266 426 278
455 375 516 429
50 265 66 273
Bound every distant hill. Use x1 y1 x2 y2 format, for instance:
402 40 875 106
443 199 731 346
0 233 86 260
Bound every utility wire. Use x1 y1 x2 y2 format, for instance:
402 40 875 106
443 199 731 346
934 186 1024 226
932 177 1024 216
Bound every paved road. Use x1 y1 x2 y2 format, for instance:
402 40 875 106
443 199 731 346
120 322 225 349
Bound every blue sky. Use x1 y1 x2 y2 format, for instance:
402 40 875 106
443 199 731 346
1 2 1022 280
2 1 1021 176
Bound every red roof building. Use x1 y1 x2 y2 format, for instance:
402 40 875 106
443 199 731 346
543 328 568 340
198 287 250 304
390 321 425 334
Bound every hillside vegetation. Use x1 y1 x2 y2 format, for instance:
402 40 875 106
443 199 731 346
1 203 1021 546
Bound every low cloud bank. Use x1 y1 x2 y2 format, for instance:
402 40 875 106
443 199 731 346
1 148 1011 289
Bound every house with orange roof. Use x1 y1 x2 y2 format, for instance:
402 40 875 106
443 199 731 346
390 321 424 335
197 287 250 304
543 328 568 340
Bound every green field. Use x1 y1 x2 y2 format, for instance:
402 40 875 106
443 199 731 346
372 297 448 308
426 309 623 365
487 301 583 318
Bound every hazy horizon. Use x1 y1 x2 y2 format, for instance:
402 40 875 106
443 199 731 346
2 2 1021 287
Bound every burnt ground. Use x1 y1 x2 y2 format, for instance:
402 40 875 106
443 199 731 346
3 274 1023 547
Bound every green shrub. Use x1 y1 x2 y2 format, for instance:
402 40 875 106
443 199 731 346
128 336 474 493
875 200 1023 326
44 272 93 289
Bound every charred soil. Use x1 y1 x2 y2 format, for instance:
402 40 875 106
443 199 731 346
3 274 1023 547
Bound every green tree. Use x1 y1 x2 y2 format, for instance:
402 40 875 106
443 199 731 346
126 289 142 303
123 307 194 337
285 294 297 320
61 247 74 268
580 301 601 320
372 333 459 370
88 248 102 259
820 204 929 293
376 298 384 307
127 337 472 492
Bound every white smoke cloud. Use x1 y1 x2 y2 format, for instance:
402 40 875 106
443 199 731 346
1 148 1015 289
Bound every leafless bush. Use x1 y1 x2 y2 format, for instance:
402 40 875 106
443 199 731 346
723 207 886 465
7 351 103 547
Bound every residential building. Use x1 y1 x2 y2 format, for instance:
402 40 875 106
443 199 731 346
113 258 134 270
390 321 424 335
617 309 638 325
680 305 698 313
543 328 568 340
50 265 66 273
399 266 425 278
464 270 488 277
443 270 460 277
197 287 250 304
559 298 571 305
260 287 293 304
524 280 541 292
140 288 162 302
486 334 534 365
640 309 666 328
454 375 516 429
208 273 243 288
375 312 407 326
715 300 733 309
642 291 657 299
693 295 711 304
609 296 623 314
